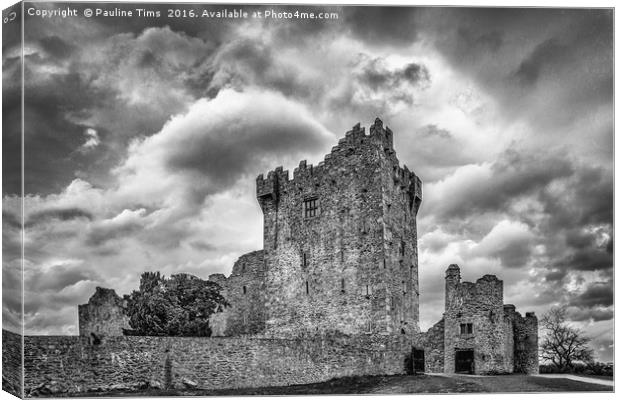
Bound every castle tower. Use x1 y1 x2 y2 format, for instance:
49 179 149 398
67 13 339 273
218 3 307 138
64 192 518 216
256 118 422 337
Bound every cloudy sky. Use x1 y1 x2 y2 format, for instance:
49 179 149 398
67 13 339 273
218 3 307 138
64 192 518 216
2 2 613 361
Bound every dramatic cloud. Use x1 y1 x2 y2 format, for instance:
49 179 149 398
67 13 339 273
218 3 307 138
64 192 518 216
472 220 535 268
570 282 614 308
80 128 100 151
26 207 93 227
427 149 574 221
115 88 333 211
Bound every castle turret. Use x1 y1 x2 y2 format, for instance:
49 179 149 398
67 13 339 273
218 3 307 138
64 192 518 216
522 312 539 375
370 117 394 152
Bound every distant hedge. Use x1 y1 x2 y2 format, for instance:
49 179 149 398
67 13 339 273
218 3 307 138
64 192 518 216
540 362 613 376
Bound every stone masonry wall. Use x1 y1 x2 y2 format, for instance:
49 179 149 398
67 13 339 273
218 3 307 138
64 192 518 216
208 250 265 336
414 318 444 373
513 311 539 374
444 266 511 374
78 287 130 338
503 305 516 373
22 333 411 395
2 329 22 397
256 119 422 337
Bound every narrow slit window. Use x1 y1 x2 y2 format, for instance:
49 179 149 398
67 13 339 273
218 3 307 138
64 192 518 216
243 286 247 295
304 198 318 218
302 252 307 268
306 281 309 295
341 278 345 293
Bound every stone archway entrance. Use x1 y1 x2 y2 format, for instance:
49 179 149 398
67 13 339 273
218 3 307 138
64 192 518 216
455 349 474 374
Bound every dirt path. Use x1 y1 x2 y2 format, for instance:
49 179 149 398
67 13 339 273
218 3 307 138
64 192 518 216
421 373 613 393
536 374 614 387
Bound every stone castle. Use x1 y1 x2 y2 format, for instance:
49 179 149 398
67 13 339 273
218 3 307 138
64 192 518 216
78 118 538 376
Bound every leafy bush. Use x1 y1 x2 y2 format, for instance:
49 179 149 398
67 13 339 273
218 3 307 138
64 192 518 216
124 271 229 336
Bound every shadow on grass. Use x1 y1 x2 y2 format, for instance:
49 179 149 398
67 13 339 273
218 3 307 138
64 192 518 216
59 374 612 397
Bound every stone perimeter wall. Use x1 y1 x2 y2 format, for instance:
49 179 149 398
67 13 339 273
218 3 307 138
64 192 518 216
22 333 410 395
2 329 22 397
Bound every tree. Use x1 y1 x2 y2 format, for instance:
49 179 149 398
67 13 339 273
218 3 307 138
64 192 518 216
125 272 229 336
539 306 594 370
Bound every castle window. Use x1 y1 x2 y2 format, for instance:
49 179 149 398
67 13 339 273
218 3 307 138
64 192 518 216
460 323 473 335
400 240 405 256
243 286 247 295
90 332 102 346
383 259 386 269
306 281 309 295
304 197 319 218
365 284 373 298
302 252 308 268
341 278 345 293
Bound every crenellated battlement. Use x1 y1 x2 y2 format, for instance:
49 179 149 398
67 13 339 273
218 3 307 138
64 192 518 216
256 118 410 208
445 265 504 312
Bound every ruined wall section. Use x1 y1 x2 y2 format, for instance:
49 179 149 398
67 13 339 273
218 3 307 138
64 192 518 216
257 119 421 337
443 265 510 374
413 319 444 373
503 305 517 372
513 311 539 374
78 287 130 338
208 251 265 336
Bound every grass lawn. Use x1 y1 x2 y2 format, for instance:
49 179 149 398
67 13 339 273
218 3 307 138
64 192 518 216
61 373 612 397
